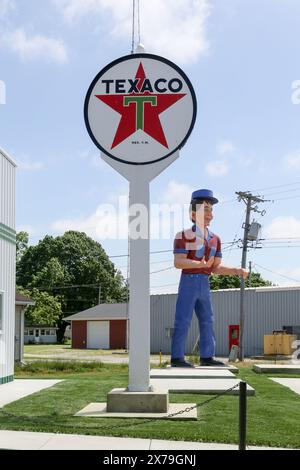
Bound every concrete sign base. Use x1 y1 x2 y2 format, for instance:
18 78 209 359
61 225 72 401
107 387 168 413
75 402 197 420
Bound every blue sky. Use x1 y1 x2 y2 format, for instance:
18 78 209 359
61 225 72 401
1 0 300 292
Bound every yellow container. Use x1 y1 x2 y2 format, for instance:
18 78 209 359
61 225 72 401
264 334 297 355
264 335 275 354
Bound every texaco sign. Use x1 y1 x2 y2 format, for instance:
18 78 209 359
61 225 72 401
84 53 197 165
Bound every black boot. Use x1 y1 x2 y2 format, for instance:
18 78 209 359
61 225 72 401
200 357 226 366
171 358 195 368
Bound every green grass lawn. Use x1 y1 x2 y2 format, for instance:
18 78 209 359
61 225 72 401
24 344 128 356
1 364 300 448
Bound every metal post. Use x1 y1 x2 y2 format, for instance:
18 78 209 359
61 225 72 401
248 261 252 288
238 198 251 361
239 381 247 450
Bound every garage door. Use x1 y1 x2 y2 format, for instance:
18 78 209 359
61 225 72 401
87 321 109 349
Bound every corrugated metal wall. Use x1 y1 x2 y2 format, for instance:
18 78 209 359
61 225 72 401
0 149 16 384
150 288 300 357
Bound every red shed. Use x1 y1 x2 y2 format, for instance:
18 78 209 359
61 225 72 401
64 303 128 350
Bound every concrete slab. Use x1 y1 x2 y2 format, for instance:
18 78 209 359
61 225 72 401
0 430 150 450
270 378 300 396
151 439 292 451
0 430 55 450
42 433 150 450
165 365 239 374
75 402 197 420
254 364 300 374
0 379 63 407
150 369 236 379
150 379 255 395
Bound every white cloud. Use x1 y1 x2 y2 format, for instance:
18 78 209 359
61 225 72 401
285 149 300 170
16 157 44 171
78 150 106 169
53 0 211 64
2 29 68 63
16 224 36 237
216 140 235 156
264 216 300 239
205 159 229 177
161 180 193 205
51 181 193 242
51 199 128 240
0 0 15 18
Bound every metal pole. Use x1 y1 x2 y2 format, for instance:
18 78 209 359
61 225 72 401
238 198 251 361
248 261 252 288
239 381 247 450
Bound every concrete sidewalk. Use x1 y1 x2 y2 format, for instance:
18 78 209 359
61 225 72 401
0 430 293 450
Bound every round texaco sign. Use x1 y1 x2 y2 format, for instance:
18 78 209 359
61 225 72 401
84 53 197 165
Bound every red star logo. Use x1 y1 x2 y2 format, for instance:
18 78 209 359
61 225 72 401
95 63 186 149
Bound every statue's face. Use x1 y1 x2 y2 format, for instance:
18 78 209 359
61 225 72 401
203 202 213 226
190 200 213 227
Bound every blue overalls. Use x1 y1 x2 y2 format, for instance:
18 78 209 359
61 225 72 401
171 273 215 359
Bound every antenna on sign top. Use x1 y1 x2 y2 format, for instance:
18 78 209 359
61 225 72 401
131 0 144 54
135 43 145 53
137 0 141 45
131 0 135 54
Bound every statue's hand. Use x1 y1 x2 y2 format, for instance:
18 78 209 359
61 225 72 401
236 268 248 279
198 257 214 268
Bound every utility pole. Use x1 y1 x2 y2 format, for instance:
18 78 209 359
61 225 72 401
248 261 252 287
236 191 267 361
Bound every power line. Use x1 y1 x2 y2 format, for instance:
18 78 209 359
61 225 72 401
150 266 174 275
254 263 300 284
249 181 300 192
260 187 300 197
272 194 300 202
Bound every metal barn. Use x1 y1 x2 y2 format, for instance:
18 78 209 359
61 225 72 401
150 287 300 357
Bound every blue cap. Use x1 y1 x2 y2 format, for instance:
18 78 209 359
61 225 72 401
191 189 218 205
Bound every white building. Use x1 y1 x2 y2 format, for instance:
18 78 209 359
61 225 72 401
24 326 58 345
0 148 16 385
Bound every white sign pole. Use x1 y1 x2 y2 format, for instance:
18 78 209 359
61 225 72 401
101 151 179 391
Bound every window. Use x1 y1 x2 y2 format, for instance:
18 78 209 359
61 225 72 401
0 292 3 332
46 330 50 336
24 330 28 335
41 330 45 336
50 330 56 336
29 330 34 336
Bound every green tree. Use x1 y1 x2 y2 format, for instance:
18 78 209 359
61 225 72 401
17 231 127 341
210 271 272 290
18 288 61 327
